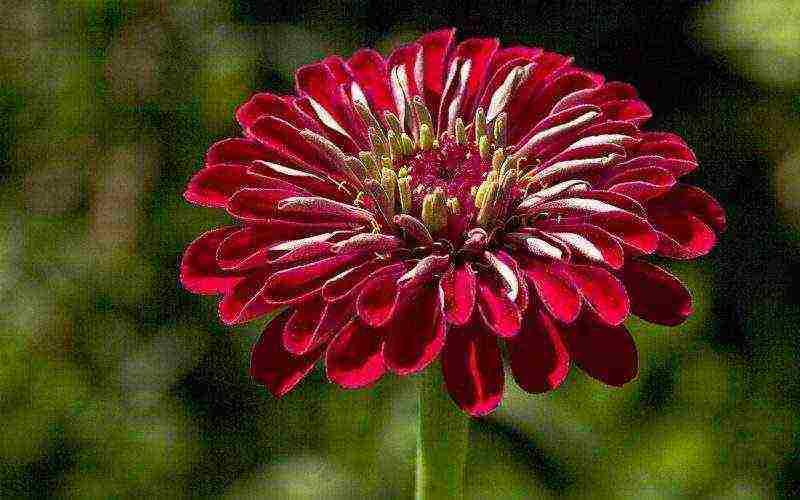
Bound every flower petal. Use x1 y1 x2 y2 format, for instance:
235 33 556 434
218 270 281 325
325 319 385 389
620 261 692 326
382 285 447 375
282 296 326 354
251 309 323 397
523 262 581 324
440 262 477 326
507 305 571 393
564 264 629 326
180 227 244 295
262 253 368 304
442 318 504 416
476 274 522 337
562 312 638 386
356 264 405 327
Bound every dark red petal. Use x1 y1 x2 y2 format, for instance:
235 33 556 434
621 261 693 326
226 188 305 223
647 184 726 233
437 37 500 132
180 227 243 295
565 264 629 326
185 164 266 208
205 138 271 167
356 264 405 327
587 211 659 254
322 259 399 302
542 224 624 269
495 251 529 312
218 270 280 325
523 263 581 324
250 309 323 397
325 319 385 389
562 312 638 387
248 160 343 201
296 63 365 149
606 166 676 201
442 318 504 416
417 28 456 114
651 212 717 259
487 46 543 76
440 262 477 325
262 253 367 304
237 93 308 131
347 49 394 118
248 116 335 169
601 98 652 125
308 298 356 353
282 296 326 354
476 274 522 337
507 306 571 393
382 285 447 375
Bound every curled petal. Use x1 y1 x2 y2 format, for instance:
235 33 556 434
382 284 447 375
621 261 692 326
562 312 638 387
325 319 385 389
440 262 477 325
565 264 629 326
477 274 522 337
508 306 571 393
523 262 581 324
180 227 243 295
442 318 504 416
283 296 326 354
262 253 367 304
251 310 324 397
356 264 406 327
218 271 280 325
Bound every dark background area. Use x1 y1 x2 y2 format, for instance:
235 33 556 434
1 0 798 498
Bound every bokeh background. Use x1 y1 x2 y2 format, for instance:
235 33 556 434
1 0 799 498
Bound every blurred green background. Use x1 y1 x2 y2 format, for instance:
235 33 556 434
1 0 799 498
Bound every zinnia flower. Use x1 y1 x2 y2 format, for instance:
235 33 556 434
181 29 725 416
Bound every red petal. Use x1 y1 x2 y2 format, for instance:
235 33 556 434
226 188 305 223
205 138 270 167
417 28 456 115
184 164 269 208
440 262 477 325
565 264 629 326
437 37 500 132
218 270 281 325
180 227 243 295
476 274 522 337
507 306 571 393
562 312 638 386
651 213 717 259
237 93 310 132
442 318 504 416
262 253 367 304
523 263 581 323
282 296 326 354
382 285 447 375
621 261 693 326
322 259 399 302
356 265 405 327
325 319 385 389
250 309 323 397
347 49 395 120
647 184 726 233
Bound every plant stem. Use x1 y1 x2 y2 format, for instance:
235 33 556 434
415 362 470 500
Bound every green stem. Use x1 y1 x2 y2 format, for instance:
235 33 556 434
415 362 470 500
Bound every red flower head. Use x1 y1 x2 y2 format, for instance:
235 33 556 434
181 29 725 416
